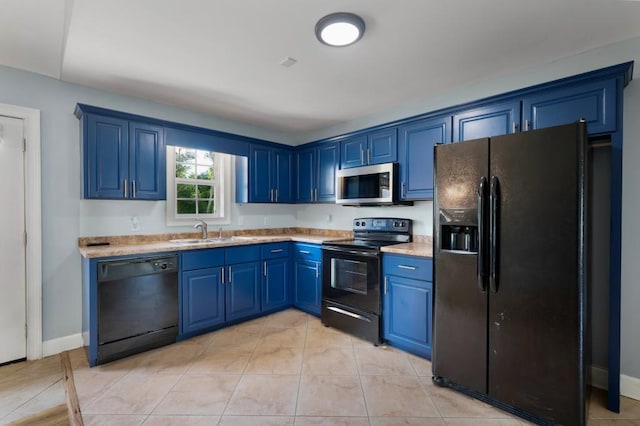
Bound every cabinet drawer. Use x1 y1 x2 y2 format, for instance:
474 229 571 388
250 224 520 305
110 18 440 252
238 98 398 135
261 242 290 259
182 248 225 271
383 254 432 281
226 244 261 264
293 243 322 261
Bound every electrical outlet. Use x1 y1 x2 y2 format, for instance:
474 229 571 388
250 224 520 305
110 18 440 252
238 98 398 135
263 216 270 225
327 214 333 223
131 216 139 231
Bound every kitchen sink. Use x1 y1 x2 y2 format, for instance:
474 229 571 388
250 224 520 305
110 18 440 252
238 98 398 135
168 236 256 245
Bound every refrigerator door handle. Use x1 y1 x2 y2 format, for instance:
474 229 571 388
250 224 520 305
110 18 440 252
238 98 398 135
477 176 487 292
490 175 500 293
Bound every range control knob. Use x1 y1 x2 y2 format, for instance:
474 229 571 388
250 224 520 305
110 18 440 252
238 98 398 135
355 221 361 227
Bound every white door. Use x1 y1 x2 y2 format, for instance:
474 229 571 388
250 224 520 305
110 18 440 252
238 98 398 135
0 115 26 364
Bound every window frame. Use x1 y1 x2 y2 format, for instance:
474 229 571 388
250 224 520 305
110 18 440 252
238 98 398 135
166 146 232 226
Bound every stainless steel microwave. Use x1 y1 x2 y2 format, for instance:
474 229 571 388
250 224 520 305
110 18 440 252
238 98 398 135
336 162 410 206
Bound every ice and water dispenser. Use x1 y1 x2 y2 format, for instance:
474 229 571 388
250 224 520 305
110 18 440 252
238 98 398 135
439 208 478 253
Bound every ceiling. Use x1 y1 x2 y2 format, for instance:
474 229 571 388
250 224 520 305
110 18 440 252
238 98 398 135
2 0 640 135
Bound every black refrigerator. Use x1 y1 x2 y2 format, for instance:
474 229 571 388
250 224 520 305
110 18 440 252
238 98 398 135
432 122 588 426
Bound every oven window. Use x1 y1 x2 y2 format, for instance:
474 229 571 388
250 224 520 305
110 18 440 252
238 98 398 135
331 258 368 295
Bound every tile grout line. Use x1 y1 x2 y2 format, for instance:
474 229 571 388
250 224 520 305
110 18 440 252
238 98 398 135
351 338 373 425
216 317 268 424
292 313 310 422
1 376 63 422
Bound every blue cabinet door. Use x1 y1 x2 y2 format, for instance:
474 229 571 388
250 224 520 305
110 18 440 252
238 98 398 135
226 261 261 322
368 128 397 165
294 258 321 315
398 116 451 200
296 147 315 202
383 274 432 359
273 149 292 203
129 122 166 200
453 100 520 142
522 78 616 135
85 114 129 199
181 267 225 334
249 145 272 203
317 142 339 202
340 135 367 169
262 257 290 312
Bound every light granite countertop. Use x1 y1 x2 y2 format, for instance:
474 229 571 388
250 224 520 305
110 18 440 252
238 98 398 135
381 241 433 258
78 228 433 259
78 229 352 259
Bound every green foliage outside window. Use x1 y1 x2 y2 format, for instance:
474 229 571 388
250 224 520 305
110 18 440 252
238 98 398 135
174 147 217 215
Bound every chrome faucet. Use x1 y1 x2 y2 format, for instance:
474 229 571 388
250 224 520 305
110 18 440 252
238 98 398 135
218 227 223 239
194 220 208 239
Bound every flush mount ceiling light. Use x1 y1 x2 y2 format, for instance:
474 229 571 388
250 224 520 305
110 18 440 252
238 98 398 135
315 12 365 47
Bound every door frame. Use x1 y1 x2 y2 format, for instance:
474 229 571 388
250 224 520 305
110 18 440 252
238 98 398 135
0 102 42 360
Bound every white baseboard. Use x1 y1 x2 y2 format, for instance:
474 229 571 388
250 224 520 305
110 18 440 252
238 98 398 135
621 373 640 401
591 365 609 390
588 365 640 402
42 333 84 357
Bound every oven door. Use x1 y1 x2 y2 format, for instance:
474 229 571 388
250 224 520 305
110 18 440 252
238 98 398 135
322 246 381 314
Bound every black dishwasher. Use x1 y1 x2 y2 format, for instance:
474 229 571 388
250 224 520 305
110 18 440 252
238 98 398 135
97 255 178 365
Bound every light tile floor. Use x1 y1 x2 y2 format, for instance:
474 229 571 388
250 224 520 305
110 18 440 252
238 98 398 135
1 309 640 425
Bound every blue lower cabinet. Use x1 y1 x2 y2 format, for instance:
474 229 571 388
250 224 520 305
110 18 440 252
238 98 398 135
181 267 225 334
226 261 261 322
262 257 290 312
293 258 321 316
383 254 433 359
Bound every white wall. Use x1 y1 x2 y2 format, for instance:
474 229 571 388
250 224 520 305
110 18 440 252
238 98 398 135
1 34 639 384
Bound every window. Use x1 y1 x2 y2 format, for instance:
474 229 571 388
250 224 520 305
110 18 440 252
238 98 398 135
166 146 231 225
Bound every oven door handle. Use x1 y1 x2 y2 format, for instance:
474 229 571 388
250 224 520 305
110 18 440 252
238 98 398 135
322 246 379 258
326 306 371 323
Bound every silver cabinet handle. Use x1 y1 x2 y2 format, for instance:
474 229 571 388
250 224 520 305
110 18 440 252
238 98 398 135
398 265 416 270
360 149 364 165
401 181 406 198
512 122 516 133
228 267 232 283
367 148 371 164
384 276 388 294
123 179 128 198
525 119 530 131
271 249 284 253
310 188 313 201
315 262 319 278
132 180 136 198
221 267 225 284
264 261 267 277
275 189 278 202
314 188 318 201
299 250 310 254
270 189 274 202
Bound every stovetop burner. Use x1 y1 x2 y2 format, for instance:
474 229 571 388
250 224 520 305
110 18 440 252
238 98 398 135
323 218 412 252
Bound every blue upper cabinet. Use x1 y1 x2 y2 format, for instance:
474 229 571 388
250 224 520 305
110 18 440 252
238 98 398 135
81 114 165 200
129 122 166 200
296 142 339 203
317 143 339 202
522 78 616 135
296 147 315 203
398 116 451 200
273 148 293 203
85 114 129 199
453 100 520 142
249 145 272 202
340 135 367 168
241 144 293 203
340 129 397 169
368 128 398 165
